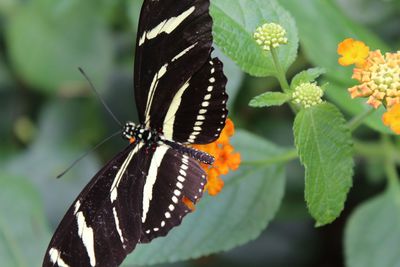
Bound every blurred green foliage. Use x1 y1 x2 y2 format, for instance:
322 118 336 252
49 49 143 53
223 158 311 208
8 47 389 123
0 0 399 267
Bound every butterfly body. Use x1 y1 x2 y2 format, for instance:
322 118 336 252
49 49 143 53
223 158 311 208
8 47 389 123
122 121 214 164
122 122 162 147
43 0 227 266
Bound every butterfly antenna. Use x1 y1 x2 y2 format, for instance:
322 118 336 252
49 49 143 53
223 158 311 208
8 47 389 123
57 130 122 179
78 67 122 127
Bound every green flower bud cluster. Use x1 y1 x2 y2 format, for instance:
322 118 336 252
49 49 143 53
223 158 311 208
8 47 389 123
292 83 324 108
254 23 288 52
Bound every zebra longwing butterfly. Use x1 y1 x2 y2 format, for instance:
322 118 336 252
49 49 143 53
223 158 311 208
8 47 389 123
43 0 227 266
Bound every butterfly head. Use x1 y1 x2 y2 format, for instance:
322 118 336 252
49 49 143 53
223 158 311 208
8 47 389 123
122 121 136 140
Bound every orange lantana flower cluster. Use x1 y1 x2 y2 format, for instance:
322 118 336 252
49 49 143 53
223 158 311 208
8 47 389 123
338 38 400 134
338 39 400 109
350 50 400 109
193 119 241 196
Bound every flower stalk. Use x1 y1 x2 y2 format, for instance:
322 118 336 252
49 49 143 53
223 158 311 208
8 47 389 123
346 107 375 132
382 135 400 190
241 148 298 166
271 47 291 93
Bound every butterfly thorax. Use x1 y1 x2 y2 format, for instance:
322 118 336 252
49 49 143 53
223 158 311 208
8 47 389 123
122 121 214 164
122 121 161 146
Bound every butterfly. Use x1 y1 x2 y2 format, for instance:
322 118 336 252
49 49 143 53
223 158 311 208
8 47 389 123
42 0 227 266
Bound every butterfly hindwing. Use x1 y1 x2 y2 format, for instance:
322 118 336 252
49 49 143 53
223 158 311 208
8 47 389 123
139 144 207 242
43 143 150 267
134 0 213 129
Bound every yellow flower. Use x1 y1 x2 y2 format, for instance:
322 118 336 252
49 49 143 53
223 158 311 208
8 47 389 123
193 118 241 196
337 38 370 67
348 49 400 109
382 103 400 134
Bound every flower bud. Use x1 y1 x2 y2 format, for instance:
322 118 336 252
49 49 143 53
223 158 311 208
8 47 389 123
254 23 288 52
292 83 324 108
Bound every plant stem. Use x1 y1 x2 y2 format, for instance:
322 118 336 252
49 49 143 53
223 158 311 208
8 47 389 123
270 47 298 112
354 139 400 166
271 48 291 93
354 141 385 158
347 108 375 132
382 135 400 189
242 148 298 166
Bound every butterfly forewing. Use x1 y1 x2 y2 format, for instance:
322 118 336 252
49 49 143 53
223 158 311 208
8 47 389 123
163 56 228 144
134 0 213 128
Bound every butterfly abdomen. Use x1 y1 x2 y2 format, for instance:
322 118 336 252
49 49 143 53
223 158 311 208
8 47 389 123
163 139 214 164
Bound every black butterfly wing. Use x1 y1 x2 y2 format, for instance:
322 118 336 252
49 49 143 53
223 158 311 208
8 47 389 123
42 142 206 266
134 0 214 129
139 145 207 242
162 56 228 144
44 0 228 265
43 143 150 267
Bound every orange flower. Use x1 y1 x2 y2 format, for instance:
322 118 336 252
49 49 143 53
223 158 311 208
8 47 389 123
193 118 241 196
337 38 370 67
205 169 224 196
382 103 400 134
339 38 400 110
182 196 196 211
216 144 240 175
217 118 234 144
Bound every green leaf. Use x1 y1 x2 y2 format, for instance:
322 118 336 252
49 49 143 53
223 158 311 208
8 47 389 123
249 91 291 107
0 54 13 90
0 174 51 267
290 67 326 89
211 0 298 77
345 187 400 267
293 103 354 226
6 0 113 93
0 0 19 17
335 1 398 32
125 130 286 265
213 48 244 108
